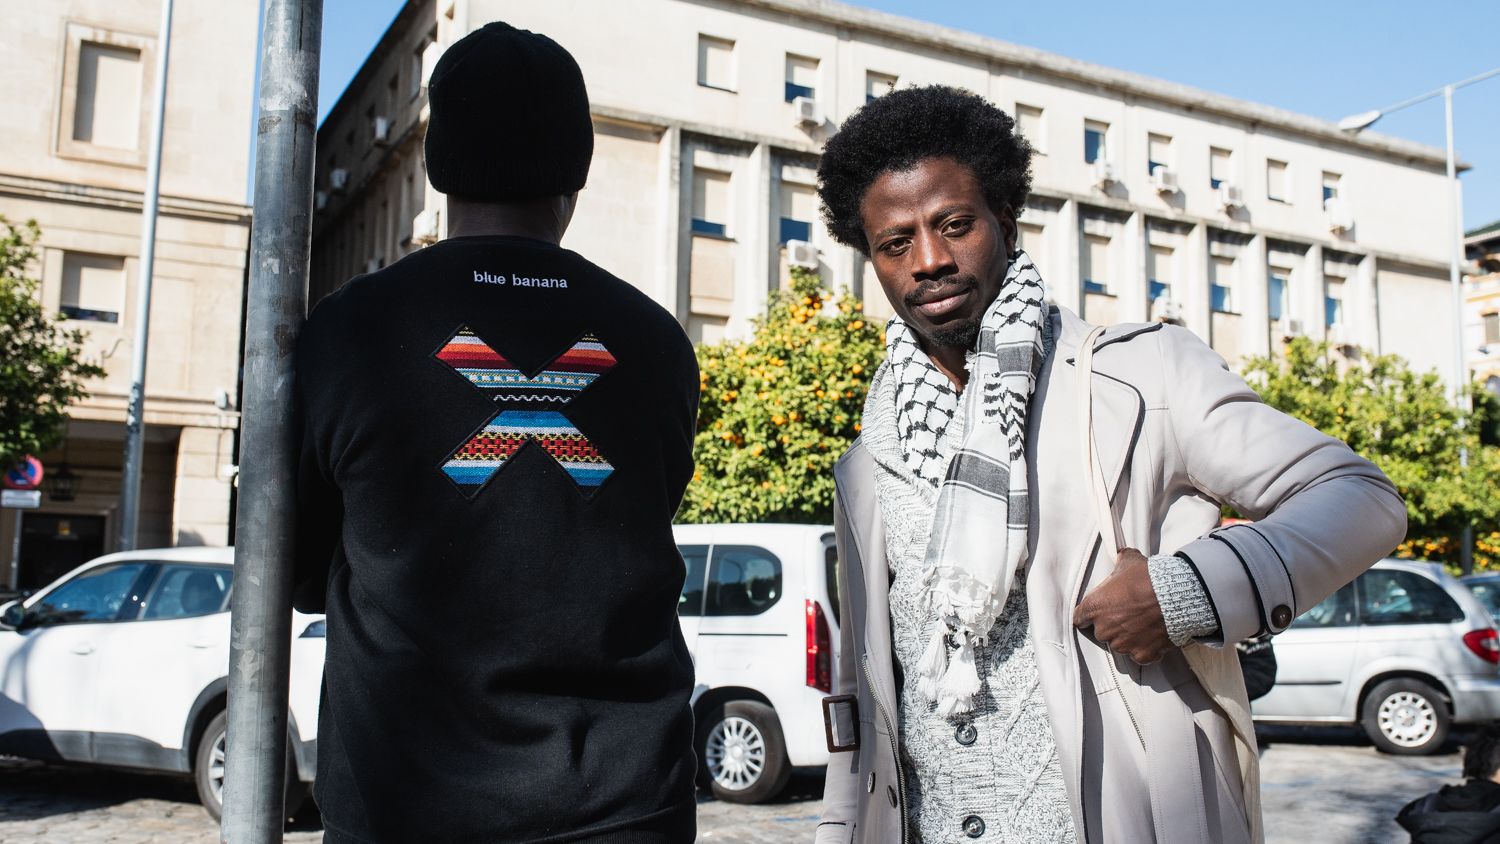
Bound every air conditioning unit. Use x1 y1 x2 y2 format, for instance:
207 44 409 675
792 96 820 126
363 257 381 275
372 116 391 145
1275 317 1305 339
329 168 349 192
785 239 819 269
1151 298 1184 324
1218 183 1244 211
1325 197 1354 234
1151 167 1179 194
411 209 440 246
314 190 328 211
1092 159 1117 188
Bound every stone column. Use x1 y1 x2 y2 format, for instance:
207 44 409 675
1184 222 1211 339
1054 198 1081 313
1122 212 1148 322
171 425 234 547
1305 243 1326 341
656 124 685 319
1356 253 1380 353
1242 234 1271 358
732 142 772 336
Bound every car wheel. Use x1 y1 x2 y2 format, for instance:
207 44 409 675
1361 678 1450 755
193 711 310 822
697 700 792 804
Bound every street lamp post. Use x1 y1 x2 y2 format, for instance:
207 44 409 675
1341 66 1500 574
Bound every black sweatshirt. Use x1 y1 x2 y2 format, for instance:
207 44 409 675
292 235 699 843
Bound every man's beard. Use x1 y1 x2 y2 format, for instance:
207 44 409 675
905 274 982 351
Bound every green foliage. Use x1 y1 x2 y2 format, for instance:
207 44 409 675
1239 337 1500 559
0 217 104 468
679 266 886 524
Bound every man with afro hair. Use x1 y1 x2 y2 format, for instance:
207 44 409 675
814 85 1405 844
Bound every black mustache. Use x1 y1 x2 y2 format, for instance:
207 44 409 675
904 276 979 309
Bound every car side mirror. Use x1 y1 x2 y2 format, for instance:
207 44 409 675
0 602 24 630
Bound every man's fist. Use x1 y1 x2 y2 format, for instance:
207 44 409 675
1072 548 1171 665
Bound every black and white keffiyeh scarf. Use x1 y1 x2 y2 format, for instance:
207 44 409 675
882 250 1048 718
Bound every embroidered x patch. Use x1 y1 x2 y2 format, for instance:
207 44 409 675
436 327 616 496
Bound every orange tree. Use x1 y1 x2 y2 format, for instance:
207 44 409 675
678 266 886 524
1240 337 1500 570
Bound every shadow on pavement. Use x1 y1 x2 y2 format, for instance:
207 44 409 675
1255 723 1468 756
696 766 826 806
0 756 194 822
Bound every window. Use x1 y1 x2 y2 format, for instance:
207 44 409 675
1267 159 1288 203
779 182 816 244
1268 270 1289 322
1016 104 1044 153
73 42 144 150
1083 235 1111 294
61 252 125 323
1323 172 1342 206
677 545 710 617
691 168 731 237
411 28 437 98
142 565 232 620
1291 582 1356 628
1149 246 1173 302
1467 578 1500 618
1147 133 1172 174
1325 276 1345 329
1359 569 1463 625
785 54 818 102
705 546 783 616
1084 120 1109 164
1210 147 1232 189
1211 256 1236 314
697 35 735 91
27 563 152 626
1484 312 1500 346
866 71 897 103
1018 223 1045 260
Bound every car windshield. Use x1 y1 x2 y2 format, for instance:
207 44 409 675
1466 578 1500 619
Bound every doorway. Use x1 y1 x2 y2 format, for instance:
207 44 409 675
18 513 107 591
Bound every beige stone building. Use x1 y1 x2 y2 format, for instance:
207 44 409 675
0 0 260 590
1466 222 1500 394
312 0 1460 384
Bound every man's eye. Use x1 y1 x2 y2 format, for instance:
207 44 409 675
944 219 974 235
881 240 909 256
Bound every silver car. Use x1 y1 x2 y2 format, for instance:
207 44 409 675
1252 558 1500 755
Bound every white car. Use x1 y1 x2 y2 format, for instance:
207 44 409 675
673 523 839 804
1254 558 1500 755
0 547 324 819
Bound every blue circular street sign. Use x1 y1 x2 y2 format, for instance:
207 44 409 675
3 456 44 491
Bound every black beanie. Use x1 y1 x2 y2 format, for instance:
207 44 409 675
423 21 593 201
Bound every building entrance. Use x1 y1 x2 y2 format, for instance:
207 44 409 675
17 513 107 592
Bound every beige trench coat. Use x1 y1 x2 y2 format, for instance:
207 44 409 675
816 307 1407 844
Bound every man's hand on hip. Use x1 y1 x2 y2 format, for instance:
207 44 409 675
1072 548 1172 664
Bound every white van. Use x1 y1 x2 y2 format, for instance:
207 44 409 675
673 523 839 803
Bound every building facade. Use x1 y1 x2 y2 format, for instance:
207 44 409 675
0 0 260 589
311 0 1459 382
1467 222 1500 394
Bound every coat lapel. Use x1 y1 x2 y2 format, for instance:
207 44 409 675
833 442 900 721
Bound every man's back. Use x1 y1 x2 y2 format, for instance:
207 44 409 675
294 235 699 842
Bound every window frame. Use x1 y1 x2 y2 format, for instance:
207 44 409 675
138 563 234 621
677 544 711 618
55 22 155 167
1084 120 1109 165
1356 568 1465 626
1266 159 1290 204
23 562 159 628
696 34 737 93
703 544 784 618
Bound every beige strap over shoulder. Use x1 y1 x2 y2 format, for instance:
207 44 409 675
1074 324 1264 844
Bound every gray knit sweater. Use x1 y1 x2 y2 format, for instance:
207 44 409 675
863 312 1217 843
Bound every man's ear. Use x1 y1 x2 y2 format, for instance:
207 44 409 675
997 205 1019 255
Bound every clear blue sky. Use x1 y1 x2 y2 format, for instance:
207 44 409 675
307 0 1500 230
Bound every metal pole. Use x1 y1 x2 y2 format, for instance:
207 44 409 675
116 0 174 552
1444 86 1475 574
8 511 20 592
222 0 321 841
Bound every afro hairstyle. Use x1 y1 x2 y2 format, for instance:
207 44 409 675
816 85 1034 256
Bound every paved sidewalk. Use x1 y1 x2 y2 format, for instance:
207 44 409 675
0 731 1468 842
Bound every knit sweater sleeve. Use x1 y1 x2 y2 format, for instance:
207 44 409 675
1148 553 1220 646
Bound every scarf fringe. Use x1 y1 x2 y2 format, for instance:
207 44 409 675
937 634 981 718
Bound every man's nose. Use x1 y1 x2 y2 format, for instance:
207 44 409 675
911 229 956 281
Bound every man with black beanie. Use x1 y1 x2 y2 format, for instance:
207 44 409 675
293 21 699 843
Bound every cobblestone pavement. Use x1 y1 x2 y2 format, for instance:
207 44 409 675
0 730 1470 843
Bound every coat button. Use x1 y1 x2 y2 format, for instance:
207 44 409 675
1272 604 1293 628
866 772 876 793
963 815 986 838
887 785 898 807
955 723 978 746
